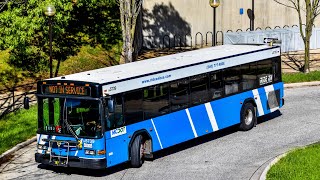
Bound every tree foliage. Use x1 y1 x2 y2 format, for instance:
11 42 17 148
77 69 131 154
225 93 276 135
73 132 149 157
0 0 121 77
274 0 320 73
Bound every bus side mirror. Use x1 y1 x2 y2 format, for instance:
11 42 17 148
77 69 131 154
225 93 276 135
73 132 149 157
24 97 30 109
107 99 114 113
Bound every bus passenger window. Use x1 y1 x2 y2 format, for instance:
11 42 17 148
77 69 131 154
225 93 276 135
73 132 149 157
170 78 189 111
190 74 209 105
143 84 169 119
124 90 143 125
241 63 257 91
209 71 223 99
257 59 272 76
224 66 240 95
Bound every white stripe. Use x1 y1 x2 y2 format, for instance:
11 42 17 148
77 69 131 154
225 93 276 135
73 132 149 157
264 85 279 112
151 119 163 149
252 89 264 116
205 103 219 131
185 109 198 138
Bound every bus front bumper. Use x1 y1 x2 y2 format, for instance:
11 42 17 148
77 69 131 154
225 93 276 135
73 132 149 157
35 153 106 169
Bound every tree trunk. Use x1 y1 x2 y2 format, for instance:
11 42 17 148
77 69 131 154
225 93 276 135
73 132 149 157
304 35 311 73
304 0 312 73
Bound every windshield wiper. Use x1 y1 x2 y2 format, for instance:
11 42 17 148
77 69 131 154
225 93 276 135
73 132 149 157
63 98 79 141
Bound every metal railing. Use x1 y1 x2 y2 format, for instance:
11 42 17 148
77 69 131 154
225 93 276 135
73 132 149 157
0 82 37 118
142 24 303 50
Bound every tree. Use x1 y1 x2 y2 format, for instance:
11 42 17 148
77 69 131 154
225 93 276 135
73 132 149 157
274 0 320 73
0 0 121 78
118 0 142 63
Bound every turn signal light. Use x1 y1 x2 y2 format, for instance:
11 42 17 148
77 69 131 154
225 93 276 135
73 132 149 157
97 150 106 155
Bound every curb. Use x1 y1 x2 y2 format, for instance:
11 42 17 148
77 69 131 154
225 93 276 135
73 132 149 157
284 81 320 88
259 153 287 180
0 136 36 165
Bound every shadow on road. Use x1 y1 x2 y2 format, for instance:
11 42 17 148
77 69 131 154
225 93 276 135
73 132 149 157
257 110 282 124
37 110 282 177
37 163 130 177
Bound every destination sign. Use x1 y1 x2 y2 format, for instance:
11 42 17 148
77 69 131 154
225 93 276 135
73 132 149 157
259 74 273 86
42 85 91 96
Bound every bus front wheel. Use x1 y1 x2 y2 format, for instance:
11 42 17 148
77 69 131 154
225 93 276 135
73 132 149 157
239 103 256 131
130 135 144 168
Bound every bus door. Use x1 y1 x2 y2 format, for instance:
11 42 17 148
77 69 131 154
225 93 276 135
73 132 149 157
104 96 129 167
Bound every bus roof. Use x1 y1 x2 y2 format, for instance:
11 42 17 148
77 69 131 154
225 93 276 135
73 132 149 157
49 44 279 85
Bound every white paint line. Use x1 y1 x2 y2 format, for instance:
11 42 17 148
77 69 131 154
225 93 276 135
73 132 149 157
151 119 163 149
185 109 198 138
252 89 264 116
205 103 219 131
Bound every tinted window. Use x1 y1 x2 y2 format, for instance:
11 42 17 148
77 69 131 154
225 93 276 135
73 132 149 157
170 78 189 111
124 90 143 124
224 66 241 95
241 62 257 91
273 57 281 82
190 74 209 105
107 95 124 129
143 84 170 119
209 71 223 99
257 59 273 76
257 59 273 86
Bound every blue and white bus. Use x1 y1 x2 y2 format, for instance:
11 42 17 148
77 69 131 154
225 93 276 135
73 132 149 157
33 43 284 169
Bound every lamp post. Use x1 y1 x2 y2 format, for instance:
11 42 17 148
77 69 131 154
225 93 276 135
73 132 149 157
250 0 254 31
43 4 56 78
209 0 220 46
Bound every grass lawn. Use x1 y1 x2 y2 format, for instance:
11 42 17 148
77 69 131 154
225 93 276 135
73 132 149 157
0 106 37 155
282 71 320 83
267 142 320 180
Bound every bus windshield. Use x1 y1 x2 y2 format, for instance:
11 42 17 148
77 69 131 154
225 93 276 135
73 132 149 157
38 97 102 138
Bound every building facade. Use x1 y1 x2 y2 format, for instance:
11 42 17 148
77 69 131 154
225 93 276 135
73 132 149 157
142 0 318 48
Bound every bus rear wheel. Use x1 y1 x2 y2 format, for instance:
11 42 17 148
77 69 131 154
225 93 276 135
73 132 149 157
130 135 144 168
239 103 256 131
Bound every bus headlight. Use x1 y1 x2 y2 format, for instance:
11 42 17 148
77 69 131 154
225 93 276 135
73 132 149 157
37 144 48 150
85 150 96 155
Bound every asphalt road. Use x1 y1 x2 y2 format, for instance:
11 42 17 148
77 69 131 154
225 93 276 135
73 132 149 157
1 86 320 180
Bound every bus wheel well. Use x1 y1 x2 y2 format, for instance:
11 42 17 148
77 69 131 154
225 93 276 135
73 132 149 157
129 130 153 160
243 98 256 108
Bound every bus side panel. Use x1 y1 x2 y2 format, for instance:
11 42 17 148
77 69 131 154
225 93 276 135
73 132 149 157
105 120 164 167
152 110 196 149
188 105 215 136
210 94 244 130
256 82 284 117
105 133 129 167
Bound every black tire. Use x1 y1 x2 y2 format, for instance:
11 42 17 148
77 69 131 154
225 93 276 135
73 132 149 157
130 135 144 168
239 103 256 131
